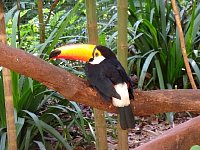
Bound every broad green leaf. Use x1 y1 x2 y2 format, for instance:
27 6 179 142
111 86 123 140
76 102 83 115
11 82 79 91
11 71 20 110
11 10 20 48
22 110 45 144
34 141 46 150
185 2 196 54
0 132 6 150
189 58 200 85
16 117 25 137
24 126 33 150
47 0 83 54
159 0 166 39
5 5 17 25
138 51 158 89
46 113 71 140
142 19 159 49
190 145 200 150
40 121 72 150
0 70 6 127
154 58 165 89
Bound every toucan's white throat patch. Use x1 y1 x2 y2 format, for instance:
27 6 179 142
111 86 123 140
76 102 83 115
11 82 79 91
89 56 105 64
112 83 130 107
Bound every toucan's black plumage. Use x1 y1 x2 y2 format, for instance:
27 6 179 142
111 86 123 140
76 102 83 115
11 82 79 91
49 44 135 130
85 45 135 129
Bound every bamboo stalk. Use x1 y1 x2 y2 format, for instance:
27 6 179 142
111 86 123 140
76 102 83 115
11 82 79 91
117 0 129 149
171 0 197 89
85 0 108 150
0 1 17 150
38 0 45 43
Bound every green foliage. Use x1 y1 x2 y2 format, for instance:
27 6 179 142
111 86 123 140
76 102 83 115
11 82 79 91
128 0 200 89
190 145 200 150
127 0 200 125
0 67 6 128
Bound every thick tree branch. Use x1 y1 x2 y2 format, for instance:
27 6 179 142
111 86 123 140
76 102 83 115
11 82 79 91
1 42 200 116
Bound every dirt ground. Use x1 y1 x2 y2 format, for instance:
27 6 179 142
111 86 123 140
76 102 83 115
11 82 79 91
74 105 198 150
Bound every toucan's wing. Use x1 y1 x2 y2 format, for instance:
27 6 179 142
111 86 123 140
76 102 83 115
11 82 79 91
104 59 134 99
116 64 134 99
85 63 121 100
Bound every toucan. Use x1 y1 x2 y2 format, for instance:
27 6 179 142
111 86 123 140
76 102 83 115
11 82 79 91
49 44 135 130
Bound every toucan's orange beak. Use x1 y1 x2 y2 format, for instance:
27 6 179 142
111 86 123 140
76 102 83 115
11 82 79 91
49 44 96 62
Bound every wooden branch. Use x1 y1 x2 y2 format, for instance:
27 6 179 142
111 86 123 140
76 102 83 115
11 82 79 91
1 42 200 115
45 0 60 25
135 115 200 150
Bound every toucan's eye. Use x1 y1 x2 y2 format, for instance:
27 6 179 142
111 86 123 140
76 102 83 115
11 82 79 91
95 52 99 57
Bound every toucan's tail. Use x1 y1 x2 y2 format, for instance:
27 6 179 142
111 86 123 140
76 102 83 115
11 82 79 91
118 105 135 130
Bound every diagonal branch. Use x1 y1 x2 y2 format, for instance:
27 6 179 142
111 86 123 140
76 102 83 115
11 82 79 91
171 0 197 89
45 0 60 25
0 42 200 116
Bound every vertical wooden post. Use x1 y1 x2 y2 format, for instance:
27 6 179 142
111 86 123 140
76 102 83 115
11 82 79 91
117 0 129 149
85 0 108 150
0 1 17 150
38 0 45 43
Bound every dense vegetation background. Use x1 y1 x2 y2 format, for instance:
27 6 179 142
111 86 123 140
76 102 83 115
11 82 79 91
0 0 200 149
